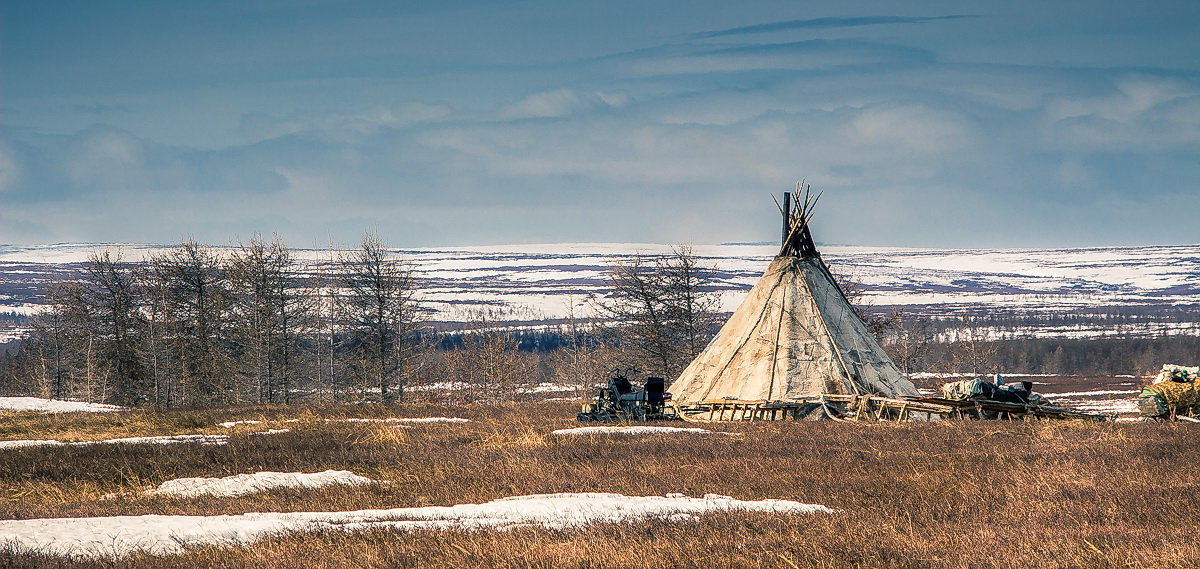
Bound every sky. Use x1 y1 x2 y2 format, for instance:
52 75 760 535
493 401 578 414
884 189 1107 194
1 0 1198 249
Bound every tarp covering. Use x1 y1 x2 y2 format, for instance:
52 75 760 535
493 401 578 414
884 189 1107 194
1140 366 1199 417
671 256 919 404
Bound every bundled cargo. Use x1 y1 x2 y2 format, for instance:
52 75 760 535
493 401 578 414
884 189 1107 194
920 375 1104 421
1138 365 1199 420
939 375 1048 406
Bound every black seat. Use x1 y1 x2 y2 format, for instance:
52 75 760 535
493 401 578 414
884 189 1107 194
643 377 666 405
611 377 633 395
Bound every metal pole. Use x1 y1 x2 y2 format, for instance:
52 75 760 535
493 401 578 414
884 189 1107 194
781 191 792 246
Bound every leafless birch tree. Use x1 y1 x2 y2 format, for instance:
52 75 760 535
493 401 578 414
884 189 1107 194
338 233 423 403
597 245 720 378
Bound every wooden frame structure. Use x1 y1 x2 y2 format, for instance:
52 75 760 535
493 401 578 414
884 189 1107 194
677 395 1112 422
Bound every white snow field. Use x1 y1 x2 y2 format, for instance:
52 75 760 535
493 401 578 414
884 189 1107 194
0 434 228 450
149 470 377 498
0 493 836 558
1 242 1197 336
0 397 126 413
551 426 732 436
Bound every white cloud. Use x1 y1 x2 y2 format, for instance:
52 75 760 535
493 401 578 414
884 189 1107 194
848 104 975 155
1042 75 1200 150
239 102 453 141
63 127 147 187
499 89 630 120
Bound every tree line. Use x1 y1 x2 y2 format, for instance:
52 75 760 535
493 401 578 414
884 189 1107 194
1 241 721 407
2 239 1191 406
4 234 422 407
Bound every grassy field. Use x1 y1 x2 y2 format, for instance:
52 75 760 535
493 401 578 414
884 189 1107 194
1 402 1197 568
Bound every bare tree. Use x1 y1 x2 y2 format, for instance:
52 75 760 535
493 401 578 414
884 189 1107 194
310 240 342 402
19 284 85 400
882 314 935 376
338 233 423 403
597 245 720 378
79 251 148 406
445 333 536 400
830 269 899 341
151 241 232 405
143 268 174 406
227 235 314 404
942 327 1000 377
546 298 617 393
663 245 719 359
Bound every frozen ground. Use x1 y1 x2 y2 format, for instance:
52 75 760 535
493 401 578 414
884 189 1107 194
0 397 126 413
0 492 837 558
149 470 377 498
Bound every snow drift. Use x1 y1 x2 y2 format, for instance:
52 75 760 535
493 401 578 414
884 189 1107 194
0 493 836 558
0 434 228 450
0 397 125 414
149 470 377 498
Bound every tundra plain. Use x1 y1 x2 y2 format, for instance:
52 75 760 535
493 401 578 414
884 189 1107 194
1 396 1197 569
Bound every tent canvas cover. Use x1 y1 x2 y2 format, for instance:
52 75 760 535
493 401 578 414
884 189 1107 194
671 189 919 404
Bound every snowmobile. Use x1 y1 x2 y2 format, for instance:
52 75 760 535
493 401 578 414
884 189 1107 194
577 368 679 422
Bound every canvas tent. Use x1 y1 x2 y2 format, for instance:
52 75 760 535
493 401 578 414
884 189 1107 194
671 188 920 405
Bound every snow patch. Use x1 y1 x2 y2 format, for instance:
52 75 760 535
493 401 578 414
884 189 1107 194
0 439 64 449
0 434 228 450
408 381 473 391
217 420 261 428
251 429 291 436
521 383 579 393
1045 389 1139 398
0 492 836 558
0 397 126 414
1057 399 1139 415
551 426 733 436
149 470 376 498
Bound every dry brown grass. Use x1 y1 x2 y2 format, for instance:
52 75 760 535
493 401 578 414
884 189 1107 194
1 402 1197 568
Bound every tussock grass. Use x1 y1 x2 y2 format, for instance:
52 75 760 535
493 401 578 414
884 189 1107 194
1 402 1197 568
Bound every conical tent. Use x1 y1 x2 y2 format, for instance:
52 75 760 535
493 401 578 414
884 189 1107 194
671 188 919 404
